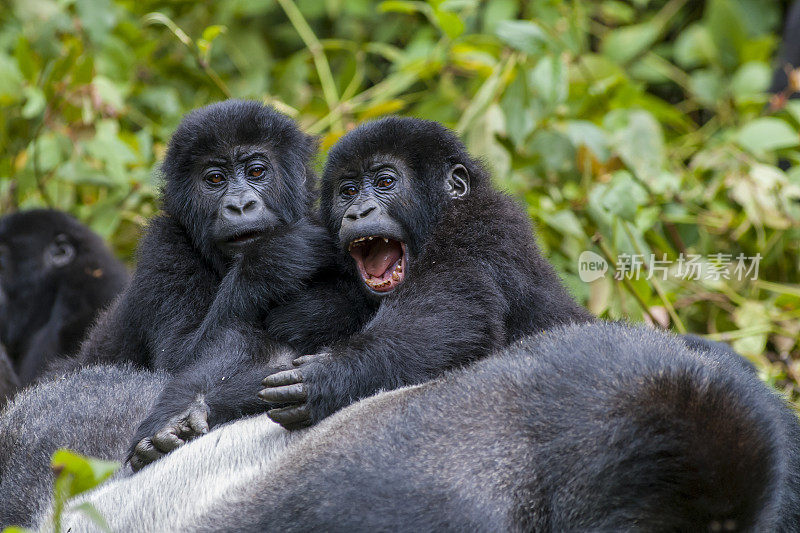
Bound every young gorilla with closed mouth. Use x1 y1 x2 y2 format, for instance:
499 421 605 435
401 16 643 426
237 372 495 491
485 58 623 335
38 100 370 473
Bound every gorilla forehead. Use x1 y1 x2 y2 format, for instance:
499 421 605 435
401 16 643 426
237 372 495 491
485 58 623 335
323 116 487 189
0 210 93 247
162 100 314 179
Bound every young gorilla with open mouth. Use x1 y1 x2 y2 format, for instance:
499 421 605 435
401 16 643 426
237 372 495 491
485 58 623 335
259 117 594 428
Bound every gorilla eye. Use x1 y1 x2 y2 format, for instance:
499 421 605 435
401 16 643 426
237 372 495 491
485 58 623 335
340 185 359 197
376 176 395 189
205 172 225 185
249 165 266 178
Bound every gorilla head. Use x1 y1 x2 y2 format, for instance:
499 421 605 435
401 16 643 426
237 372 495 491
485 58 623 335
321 117 481 296
161 100 317 270
0 209 128 383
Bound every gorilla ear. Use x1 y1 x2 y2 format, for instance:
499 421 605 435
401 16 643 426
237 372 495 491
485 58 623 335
445 164 470 200
45 234 76 268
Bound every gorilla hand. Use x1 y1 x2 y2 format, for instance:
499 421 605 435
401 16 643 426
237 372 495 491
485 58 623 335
129 398 210 472
258 353 330 430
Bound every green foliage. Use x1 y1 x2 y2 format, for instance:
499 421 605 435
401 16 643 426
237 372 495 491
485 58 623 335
1 449 119 533
0 0 798 396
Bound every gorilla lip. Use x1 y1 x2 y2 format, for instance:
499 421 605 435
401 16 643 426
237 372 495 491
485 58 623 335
348 236 406 293
224 230 263 246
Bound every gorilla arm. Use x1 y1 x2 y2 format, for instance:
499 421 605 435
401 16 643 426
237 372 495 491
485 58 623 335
260 256 508 429
127 220 335 470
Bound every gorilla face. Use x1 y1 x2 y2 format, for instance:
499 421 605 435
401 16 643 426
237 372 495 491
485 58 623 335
335 156 410 295
0 218 76 353
326 154 469 297
161 100 316 267
192 144 282 255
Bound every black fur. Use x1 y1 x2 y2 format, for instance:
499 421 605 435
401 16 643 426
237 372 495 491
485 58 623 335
260 116 595 428
770 1 800 96
47 322 800 532
47 100 371 470
0 345 19 408
0 209 128 386
221 323 800 532
0 365 168 528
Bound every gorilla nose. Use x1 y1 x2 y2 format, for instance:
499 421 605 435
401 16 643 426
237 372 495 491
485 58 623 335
222 192 264 221
345 202 378 221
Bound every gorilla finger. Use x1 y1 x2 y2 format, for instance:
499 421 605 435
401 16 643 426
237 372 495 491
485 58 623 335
293 352 330 366
258 383 307 404
292 355 315 366
185 408 210 436
262 369 303 387
131 439 164 471
284 419 313 431
152 428 185 452
267 404 311 427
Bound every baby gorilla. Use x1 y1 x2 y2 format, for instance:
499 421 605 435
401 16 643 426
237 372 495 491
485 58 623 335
53 100 344 470
0 209 128 386
260 117 593 428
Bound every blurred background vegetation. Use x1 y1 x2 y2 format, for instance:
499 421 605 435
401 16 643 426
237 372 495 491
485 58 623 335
0 0 799 399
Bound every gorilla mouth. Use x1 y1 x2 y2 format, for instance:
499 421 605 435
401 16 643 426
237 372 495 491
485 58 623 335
225 230 263 245
348 236 406 293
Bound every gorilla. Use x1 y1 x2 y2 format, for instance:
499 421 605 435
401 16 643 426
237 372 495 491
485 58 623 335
0 345 19 407
0 209 128 386
48 100 372 471
50 323 800 532
124 114 593 468
770 0 800 97
0 364 168 527
259 117 593 429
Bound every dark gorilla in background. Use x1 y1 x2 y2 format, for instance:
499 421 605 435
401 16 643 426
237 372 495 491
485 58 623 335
259 117 594 428
770 0 800 97
57 323 800 532
0 209 128 386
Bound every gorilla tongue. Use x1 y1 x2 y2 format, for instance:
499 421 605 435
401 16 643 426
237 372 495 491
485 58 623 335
363 239 402 278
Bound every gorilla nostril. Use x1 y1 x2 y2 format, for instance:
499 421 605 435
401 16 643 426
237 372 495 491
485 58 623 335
359 206 376 218
243 200 258 212
225 204 243 215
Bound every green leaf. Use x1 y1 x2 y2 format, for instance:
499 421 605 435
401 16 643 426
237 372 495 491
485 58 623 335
0 53 24 104
565 120 610 162
434 10 464 39
500 69 536 147
51 449 120 496
736 118 799 153
673 23 716 68
688 69 724 107
75 0 117 45
605 109 665 186
706 0 746 70
201 25 226 43
21 86 46 119
495 20 550 55
599 170 649 221
528 129 575 174
601 21 659 64
378 1 421 14
529 55 567 108
730 61 770 100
